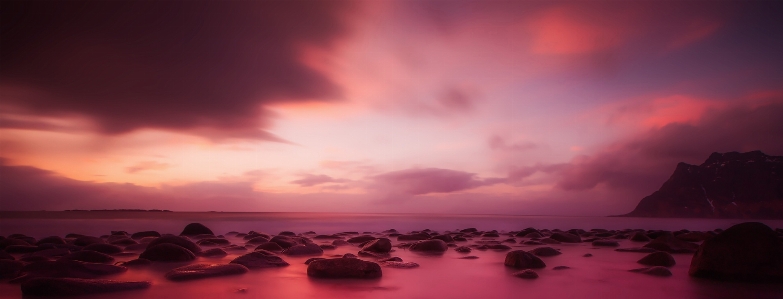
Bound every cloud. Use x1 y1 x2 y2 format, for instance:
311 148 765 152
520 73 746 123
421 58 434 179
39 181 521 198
290 174 346 187
373 168 502 195
125 161 171 174
488 135 538 152
0 1 355 140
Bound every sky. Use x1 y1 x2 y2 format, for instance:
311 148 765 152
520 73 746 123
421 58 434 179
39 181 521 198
1 0 782 215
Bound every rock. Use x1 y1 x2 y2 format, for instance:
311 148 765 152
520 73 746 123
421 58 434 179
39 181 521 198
307 258 382 279
245 236 271 245
21 278 151 296
583 253 593 257
409 240 448 253
165 263 248 281
139 243 196 262
36 236 67 246
360 238 392 253
131 231 161 240
378 257 403 262
676 232 713 242
269 235 306 249
347 235 376 243
13 260 127 282
342 253 357 259
73 236 104 246
486 244 512 250
0 260 24 278
638 252 676 267
482 233 500 238
230 251 289 269
504 250 546 269
20 256 49 263
460 228 478 233
124 243 149 252
305 258 326 265
592 240 620 247
314 234 342 240
553 266 571 270
430 235 454 243
197 238 231 246
110 238 138 246
549 232 581 243
200 248 228 257
630 232 651 242
643 234 698 253
0 250 14 260
147 235 202 254
529 247 561 257
397 233 430 241
283 243 324 256
381 261 419 268
116 259 152 267
455 246 472 253
616 247 657 253
278 231 297 236
523 240 544 245
319 244 336 250
524 232 543 238
512 269 539 279
4 245 39 254
83 244 123 255
253 242 283 252
332 240 351 246
459 256 479 259
689 222 783 282
630 266 672 277
180 223 214 236
223 245 247 252
60 250 115 264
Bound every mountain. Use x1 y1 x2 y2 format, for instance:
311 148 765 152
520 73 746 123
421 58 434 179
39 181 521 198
622 151 783 219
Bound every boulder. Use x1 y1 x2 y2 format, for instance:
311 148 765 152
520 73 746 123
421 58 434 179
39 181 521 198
319 244 336 250
165 264 249 281
36 236 67 246
73 236 104 246
360 238 392 253
638 251 676 267
131 231 161 240
332 240 351 246
60 250 115 264
529 247 561 257
397 233 430 241
689 222 783 282
643 234 698 253
676 231 713 242
549 232 581 243
180 223 214 236
197 238 231 246
283 243 324 256
230 251 289 269
314 234 342 240
615 247 657 253
381 261 419 268
455 246 472 253
307 258 382 279
110 238 138 246
21 278 150 296
245 236 271 245
116 259 152 267
630 232 652 242
278 231 297 236
0 250 13 260
347 235 376 243
553 266 571 270
200 248 228 257
409 240 448 253
512 269 539 279
147 235 201 254
83 244 123 255
0 260 24 279
139 243 196 262
12 260 127 282
430 234 454 243
305 258 326 265
4 245 39 254
504 250 546 269
269 235 306 249
630 266 672 277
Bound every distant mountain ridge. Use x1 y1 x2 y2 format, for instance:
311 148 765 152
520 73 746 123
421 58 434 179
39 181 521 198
622 151 783 219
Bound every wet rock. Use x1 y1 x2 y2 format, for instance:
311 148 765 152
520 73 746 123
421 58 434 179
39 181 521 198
313 234 342 240
676 231 713 242
36 236 67 246
110 238 138 246
638 252 676 267
0 250 14 260
147 235 202 254
347 235 376 243
378 257 403 262
503 238 517 243
305 258 326 265
5 245 39 254
504 250 546 269
73 236 104 246
553 266 571 270
630 232 652 242
486 244 512 250
83 244 123 255
453 237 468 242
319 244 336 250
13 260 127 282
342 253 358 259
139 243 196 262
116 259 152 267
180 223 214 236
459 256 479 259
616 247 657 253
332 240 351 246
165 263 249 281
131 231 161 240
269 235 307 249
482 233 500 238
540 238 561 244
512 269 539 279
360 238 392 253
689 222 783 282
197 238 231 246
549 232 581 243
21 277 150 296
523 240 544 246
630 266 672 277
524 232 543 238
643 234 698 253
60 250 115 264
124 243 149 252
529 247 561 257
397 233 430 241
307 258 382 279
382 261 419 268
0 260 24 278
200 248 228 257
460 228 478 233
409 240 448 253
455 246 472 253
20 256 50 263
283 243 324 256
592 240 620 247
583 253 593 257
246 236 272 245
230 251 289 269
430 234 454 243
278 231 297 236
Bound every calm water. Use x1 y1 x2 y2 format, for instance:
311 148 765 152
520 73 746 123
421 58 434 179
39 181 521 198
1 212 782 299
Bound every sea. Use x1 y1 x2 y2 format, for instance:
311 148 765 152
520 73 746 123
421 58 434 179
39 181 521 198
1 211 782 299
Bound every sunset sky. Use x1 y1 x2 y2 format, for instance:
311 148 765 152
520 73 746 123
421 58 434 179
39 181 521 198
1 1 782 215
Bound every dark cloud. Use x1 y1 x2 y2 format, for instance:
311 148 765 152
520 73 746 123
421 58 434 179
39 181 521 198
290 174 346 187
0 1 354 140
373 168 501 195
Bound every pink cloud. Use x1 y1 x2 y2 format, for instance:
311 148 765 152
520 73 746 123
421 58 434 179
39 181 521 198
125 161 171 174
373 168 503 195
290 174 347 187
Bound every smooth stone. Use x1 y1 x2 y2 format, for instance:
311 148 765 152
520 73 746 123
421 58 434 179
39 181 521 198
83 244 123 255
332 240 351 246
269 235 306 249
180 223 214 236
689 222 783 282
110 238 138 246
397 233 431 241
382 261 419 268
307 258 382 279
553 266 571 270
630 266 673 277
513 269 539 279
583 253 593 257
116 259 152 267
21 277 150 296
643 235 698 253
319 244 336 250
459 256 479 259
305 258 326 265
245 236 272 245
360 238 392 253
197 238 231 246
549 232 581 243
131 231 161 240
504 250 546 269
530 247 561 257
73 236 104 246
230 251 289 269
0 260 24 279
592 240 620 247
430 234 454 243
347 235 376 243
616 247 657 253
409 240 448 253
638 252 676 267
36 236 67 246
147 235 202 254
455 246 472 253
12 260 127 283
630 232 652 242
200 248 228 257
165 263 249 281
255 242 284 252
540 238 562 244
378 257 403 262
139 244 196 262
283 243 324 256
60 250 115 264
0 250 13 260
4 245 39 254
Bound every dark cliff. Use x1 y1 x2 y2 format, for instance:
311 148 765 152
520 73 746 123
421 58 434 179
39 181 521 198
622 151 783 219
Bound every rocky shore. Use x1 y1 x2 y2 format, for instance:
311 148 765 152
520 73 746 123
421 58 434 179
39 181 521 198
1 222 781 296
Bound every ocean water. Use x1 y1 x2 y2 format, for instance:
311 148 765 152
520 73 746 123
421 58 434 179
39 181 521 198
1 212 782 299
